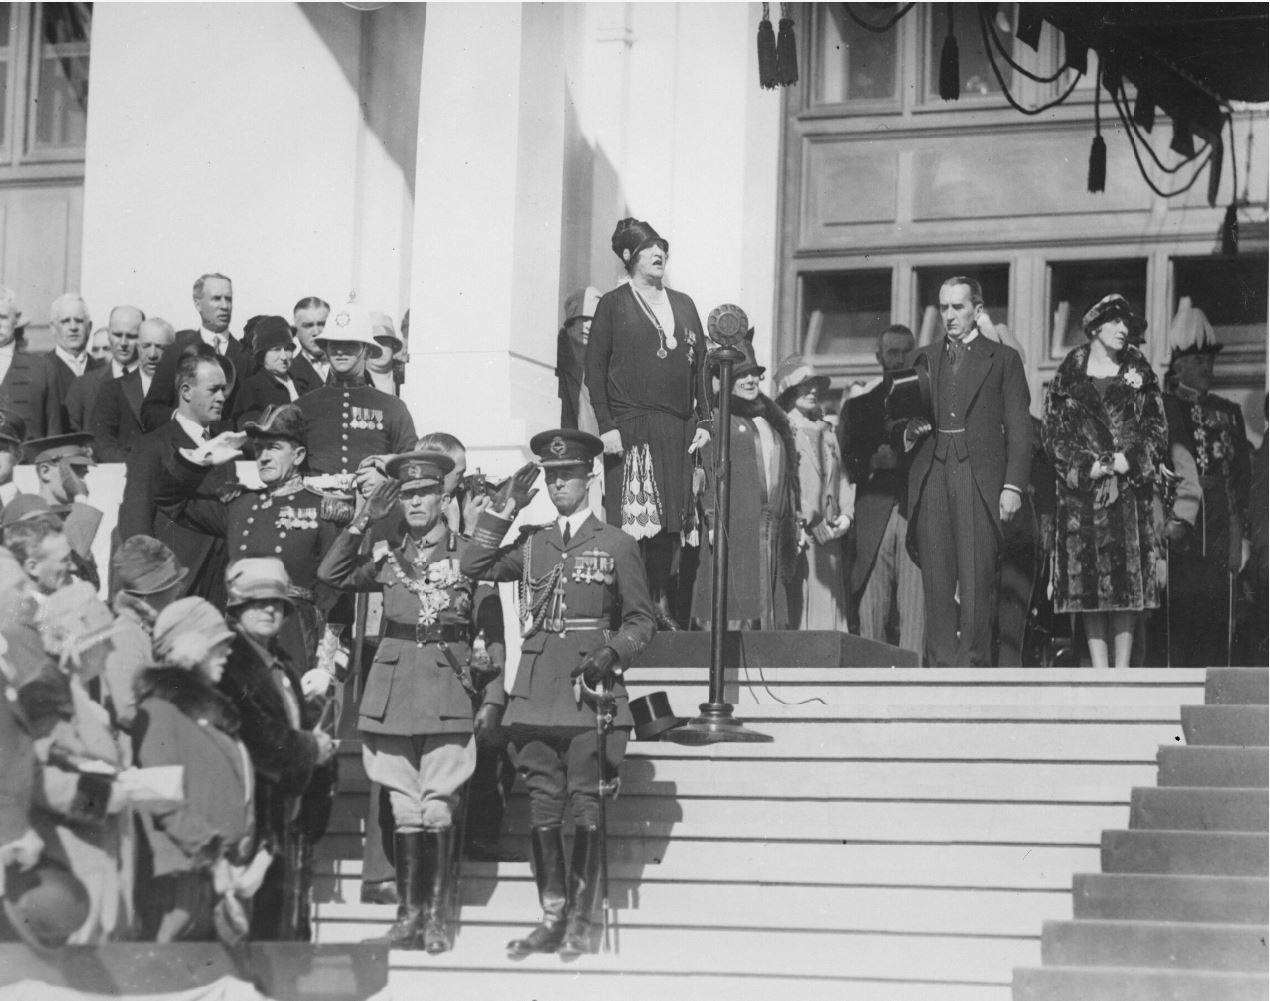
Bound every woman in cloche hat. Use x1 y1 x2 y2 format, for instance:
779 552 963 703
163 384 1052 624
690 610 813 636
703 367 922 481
1042 293 1167 668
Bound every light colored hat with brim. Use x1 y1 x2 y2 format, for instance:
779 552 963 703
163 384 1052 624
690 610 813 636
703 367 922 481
563 287 602 323
153 596 235 668
369 310 403 353
314 301 384 358
0 494 70 531
773 354 831 406
225 557 295 612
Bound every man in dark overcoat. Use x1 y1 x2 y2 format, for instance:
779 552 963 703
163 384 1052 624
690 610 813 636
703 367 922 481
903 276 1031 667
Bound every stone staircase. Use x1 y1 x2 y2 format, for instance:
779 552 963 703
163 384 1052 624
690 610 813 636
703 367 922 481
1013 666 1270 1001
313 666 1210 1000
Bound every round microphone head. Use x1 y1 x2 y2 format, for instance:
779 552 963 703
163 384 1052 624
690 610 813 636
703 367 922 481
707 304 749 347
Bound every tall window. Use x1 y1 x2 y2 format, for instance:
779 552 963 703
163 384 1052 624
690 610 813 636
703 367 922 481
0 3 90 169
800 269 892 359
1173 256 1269 354
1049 259 1147 360
813 3 900 108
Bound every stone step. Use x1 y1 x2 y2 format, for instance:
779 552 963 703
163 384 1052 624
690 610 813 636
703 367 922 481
382 968 1011 1001
1101 830 1269 877
313 879 1072 936
325 795 1126 845
314 921 1040 985
1072 873 1269 925
316 843 1101 890
1130 786 1269 832
333 758 1158 802
1180 704 1269 747
1157 746 1269 788
1040 918 1269 972
1205 667 1269 706
625 669 1205 707
1012 966 1270 1001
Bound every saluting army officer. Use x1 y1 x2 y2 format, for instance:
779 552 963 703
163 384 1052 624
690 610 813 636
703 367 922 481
294 300 415 478
24 432 104 590
460 429 656 959
318 451 506 955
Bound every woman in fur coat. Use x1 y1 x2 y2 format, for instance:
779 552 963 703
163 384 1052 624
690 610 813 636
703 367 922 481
134 597 254 942
1043 295 1167 668
691 338 800 630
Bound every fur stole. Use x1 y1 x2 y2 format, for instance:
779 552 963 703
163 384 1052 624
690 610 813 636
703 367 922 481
730 393 801 504
135 666 240 737
1050 342 1158 414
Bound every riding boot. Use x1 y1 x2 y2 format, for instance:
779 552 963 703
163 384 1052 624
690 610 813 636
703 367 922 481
506 826 567 958
421 828 455 955
557 825 602 958
366 832 424 949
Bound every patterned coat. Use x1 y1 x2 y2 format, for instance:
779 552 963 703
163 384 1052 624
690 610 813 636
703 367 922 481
461 510 655 730
1043 344 1167 613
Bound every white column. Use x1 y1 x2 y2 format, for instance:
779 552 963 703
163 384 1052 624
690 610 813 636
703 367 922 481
404 2 567 471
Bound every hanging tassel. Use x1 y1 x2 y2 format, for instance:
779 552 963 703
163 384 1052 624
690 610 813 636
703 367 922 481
1064 36 1088 75
1015 4 1043 51
1207 133 1224 208
1170 118 1196 158
757 2 777 90
939 4 959 101
775 3 799 87
1222 204 1239 255
1088 77 1106 193
1132 90 1155 133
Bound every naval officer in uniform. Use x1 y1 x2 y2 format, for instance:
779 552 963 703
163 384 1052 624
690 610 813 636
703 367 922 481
461 428 656 958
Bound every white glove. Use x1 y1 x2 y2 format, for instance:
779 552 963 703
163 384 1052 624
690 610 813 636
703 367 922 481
301 667 333 700
0 829 43 872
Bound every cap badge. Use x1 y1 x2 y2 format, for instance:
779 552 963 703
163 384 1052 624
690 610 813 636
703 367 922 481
406 462 425 481
550 436 568 457
335 311 351 328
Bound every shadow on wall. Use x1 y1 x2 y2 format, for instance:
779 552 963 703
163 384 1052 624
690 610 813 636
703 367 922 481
299 2 426 198
558 76 626 324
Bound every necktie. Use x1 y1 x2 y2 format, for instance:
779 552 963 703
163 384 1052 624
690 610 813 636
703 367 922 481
215 335 226 356
946 337 965 373
562 523 572 545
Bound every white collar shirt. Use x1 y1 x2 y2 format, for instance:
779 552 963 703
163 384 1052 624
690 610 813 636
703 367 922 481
54 345 87 377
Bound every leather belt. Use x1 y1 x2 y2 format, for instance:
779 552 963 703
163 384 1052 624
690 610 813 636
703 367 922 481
382 621 468 645
936 428 966 433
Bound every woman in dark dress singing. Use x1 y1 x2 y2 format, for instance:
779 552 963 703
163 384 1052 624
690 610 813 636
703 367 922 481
584 218 711 628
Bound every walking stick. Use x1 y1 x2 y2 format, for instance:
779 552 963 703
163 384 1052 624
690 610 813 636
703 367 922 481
594 679 619 953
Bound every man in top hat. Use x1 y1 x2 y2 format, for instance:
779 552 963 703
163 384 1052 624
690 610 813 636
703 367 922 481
1162 302 1251 667
318 450 505 954
841 324 926 653
25 432 104 590
461 428 655 959
231 316 316 428
0 409 27 513
557 287 601 433
100 535 188 731
295 300 415 478
903 277 1031 667
119 352 237 607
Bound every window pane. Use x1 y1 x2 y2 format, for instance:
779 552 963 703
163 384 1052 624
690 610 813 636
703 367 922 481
1048 259 1147 359
927 3 1003 99
914 266 1010 346
814 4 899 105
30 2 91 150
802 270 892 358
1173 256 1268 350
0 4 11 48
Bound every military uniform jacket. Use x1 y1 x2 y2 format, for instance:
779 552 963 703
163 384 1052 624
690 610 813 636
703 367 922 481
294 378 416 475
165 457 342 608
460 510 655 730
318 526 506 736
